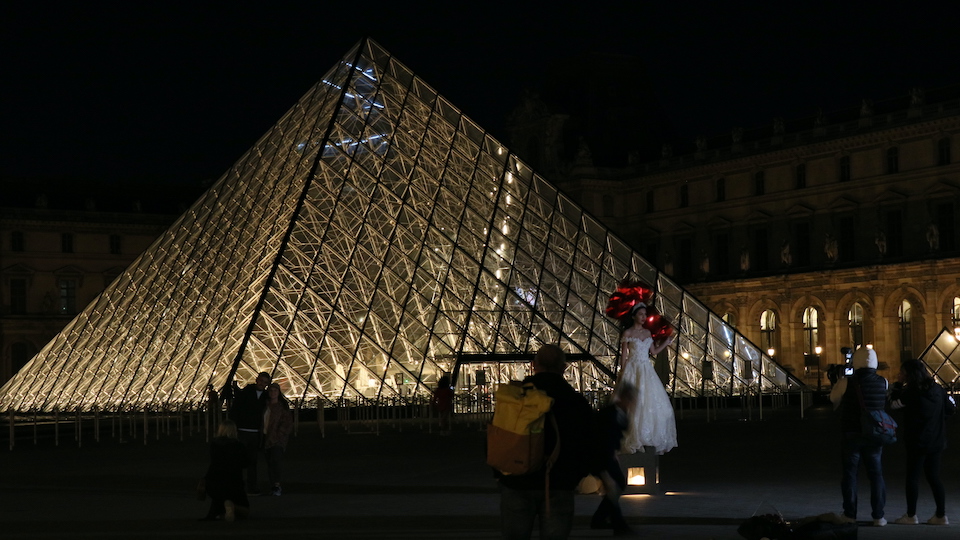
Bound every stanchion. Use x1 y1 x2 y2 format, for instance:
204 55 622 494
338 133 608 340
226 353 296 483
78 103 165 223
54 407 60 446
76 409 82 447
8 408 14 451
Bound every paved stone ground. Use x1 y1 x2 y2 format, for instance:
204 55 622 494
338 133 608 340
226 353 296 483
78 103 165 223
0 403 958 539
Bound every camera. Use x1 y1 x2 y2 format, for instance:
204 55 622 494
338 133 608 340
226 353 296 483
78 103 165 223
840 347 854 376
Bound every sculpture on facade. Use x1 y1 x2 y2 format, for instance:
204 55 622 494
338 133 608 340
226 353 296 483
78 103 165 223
927 223 940 251
875 231 887 257
824 233 838 263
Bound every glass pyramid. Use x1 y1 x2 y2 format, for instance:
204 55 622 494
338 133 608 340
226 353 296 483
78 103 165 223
0 39 802 413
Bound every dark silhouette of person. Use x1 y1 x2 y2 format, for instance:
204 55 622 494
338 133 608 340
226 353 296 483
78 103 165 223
263 382 293 496
591 383 637 535
432 374 454 431
497 345 595 539
201 419 249 521
889 359 957 525
230 371 270 495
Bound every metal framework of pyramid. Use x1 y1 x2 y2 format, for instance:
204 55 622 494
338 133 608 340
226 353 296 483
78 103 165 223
0 39 802 413
918 327 960 387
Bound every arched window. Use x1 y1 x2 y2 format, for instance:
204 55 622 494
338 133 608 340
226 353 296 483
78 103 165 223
760 309 777 354
679 184 689 208
716 177 726 202
802 307 819 355
899 299 913 362
848 302 864 349
722 312 737 328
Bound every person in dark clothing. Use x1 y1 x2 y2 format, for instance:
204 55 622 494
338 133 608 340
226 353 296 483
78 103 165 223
229 371 271 495
432 374 454 431
263 382 293 497
497 344 596 540
590 383 637 536
201 420 249 521
829 347 889 526
889 359 957 525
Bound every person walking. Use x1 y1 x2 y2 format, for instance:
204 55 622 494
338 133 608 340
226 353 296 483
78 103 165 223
889 359 957 525
829 347 890 526
590 383 637 536
263 382 293 496
496 344 596 540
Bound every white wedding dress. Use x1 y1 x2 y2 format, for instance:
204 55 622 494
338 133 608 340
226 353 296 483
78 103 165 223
618 336 678 455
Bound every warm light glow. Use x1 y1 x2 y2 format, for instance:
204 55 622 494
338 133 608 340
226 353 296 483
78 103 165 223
815 346 822 355
681 351 690 359
866 343 873 349
723 350 731 357
767 348 775 357
627 467 645 486
953 327 960 341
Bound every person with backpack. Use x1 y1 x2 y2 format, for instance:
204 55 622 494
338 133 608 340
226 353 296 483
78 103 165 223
889 359 957 525
496 344 596 540
829 347 890 526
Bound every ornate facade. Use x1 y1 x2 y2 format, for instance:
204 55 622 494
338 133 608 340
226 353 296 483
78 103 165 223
0 193 183 384
529 85 960 388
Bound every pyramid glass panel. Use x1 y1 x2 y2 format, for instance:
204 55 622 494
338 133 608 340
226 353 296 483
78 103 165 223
0 39 804 413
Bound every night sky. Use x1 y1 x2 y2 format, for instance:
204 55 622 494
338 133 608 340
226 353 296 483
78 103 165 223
4 2 960 193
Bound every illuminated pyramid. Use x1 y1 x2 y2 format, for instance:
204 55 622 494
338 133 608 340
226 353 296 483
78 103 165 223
0 39 801 413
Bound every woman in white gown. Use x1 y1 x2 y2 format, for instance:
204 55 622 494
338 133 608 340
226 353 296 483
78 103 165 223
617 303 678 455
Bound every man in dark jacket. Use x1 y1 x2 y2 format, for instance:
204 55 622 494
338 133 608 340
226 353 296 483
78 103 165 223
829 347 889 526
498 345 595 540
230 371 271 495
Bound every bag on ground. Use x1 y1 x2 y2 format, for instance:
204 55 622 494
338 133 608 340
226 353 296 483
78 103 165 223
487 381 554 475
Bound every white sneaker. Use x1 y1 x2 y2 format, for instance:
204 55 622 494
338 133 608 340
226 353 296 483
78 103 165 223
893 514 918 525
928 514 949 525
873 517 887 527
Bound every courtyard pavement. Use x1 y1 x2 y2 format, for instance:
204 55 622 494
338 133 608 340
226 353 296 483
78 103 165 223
1 402 958 539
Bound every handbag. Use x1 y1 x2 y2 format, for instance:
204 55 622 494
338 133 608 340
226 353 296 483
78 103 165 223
853 377 897 445
196 477 207 501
